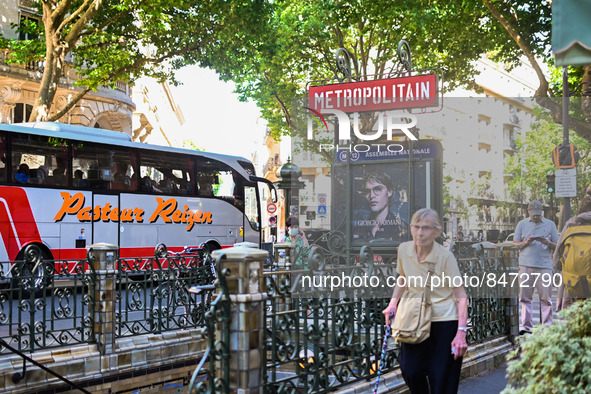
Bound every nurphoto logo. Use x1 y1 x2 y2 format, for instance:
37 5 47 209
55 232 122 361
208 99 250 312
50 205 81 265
306 109 418 153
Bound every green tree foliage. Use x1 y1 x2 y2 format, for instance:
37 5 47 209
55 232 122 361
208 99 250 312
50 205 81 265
196 0 591 147
503 300 591 394
198 0 510 151
504 107 591 213
0 0 268 122
469 0 591 143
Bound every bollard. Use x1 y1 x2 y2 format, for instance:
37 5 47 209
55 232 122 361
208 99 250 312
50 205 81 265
273 242 294 270
271 242 294 311
504 247 520 340
212 246 269 393
87 243 118 356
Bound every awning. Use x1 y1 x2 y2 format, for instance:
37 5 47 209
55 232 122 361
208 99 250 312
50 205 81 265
553 0 591 66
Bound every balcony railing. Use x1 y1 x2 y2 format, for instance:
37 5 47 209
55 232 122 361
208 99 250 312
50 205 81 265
0 49 45 73
0 49 130 97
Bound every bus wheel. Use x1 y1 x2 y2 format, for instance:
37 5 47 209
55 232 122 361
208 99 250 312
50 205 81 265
14 244 52 298
201 242 220 262
200 242 220 278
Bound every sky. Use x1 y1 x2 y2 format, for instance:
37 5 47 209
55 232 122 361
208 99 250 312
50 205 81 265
170 66 267 159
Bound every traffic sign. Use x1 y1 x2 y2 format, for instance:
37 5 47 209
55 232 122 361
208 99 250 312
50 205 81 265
317 205 327 216
267 203 277 214
555 169 577 198
551 143 579 169
318 193 326 205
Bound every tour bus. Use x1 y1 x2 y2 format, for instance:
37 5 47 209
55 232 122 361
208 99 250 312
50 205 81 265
0 122 275 283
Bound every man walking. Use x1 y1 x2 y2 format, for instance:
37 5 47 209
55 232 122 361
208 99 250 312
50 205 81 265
514 200 559 335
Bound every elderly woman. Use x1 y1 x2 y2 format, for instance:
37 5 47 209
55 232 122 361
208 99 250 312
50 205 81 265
383 208 468 393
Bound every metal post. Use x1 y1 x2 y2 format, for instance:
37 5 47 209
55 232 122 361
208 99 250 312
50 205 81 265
273 242 294 312
213 246 269 393
562 67 571 223
550 192 554 224
87 243 118 356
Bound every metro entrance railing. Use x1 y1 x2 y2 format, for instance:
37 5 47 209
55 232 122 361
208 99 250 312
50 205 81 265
0 244 213 354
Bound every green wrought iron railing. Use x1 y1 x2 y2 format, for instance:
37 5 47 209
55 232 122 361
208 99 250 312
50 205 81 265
188 253 232 394
0 258 95 354
261 243 517 393
263 246 399 393
115 254 216 337
0 248 215 354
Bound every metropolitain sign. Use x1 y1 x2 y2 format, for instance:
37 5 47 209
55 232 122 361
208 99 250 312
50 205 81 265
308 74 438 113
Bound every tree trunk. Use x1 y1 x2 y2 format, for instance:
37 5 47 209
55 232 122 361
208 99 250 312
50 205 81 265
29 3 67 122
30 44 65 122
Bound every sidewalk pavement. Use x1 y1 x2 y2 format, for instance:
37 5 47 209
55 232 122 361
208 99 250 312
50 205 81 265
458 363 508 394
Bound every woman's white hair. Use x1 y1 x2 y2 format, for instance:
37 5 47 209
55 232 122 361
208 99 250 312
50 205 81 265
411 208 442 230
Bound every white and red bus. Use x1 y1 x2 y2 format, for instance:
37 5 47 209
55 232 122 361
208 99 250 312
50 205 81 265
0 122 275 281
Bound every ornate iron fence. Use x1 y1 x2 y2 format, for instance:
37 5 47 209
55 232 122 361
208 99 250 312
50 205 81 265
262 246 399 393
0 247 215 353
188 256 231 393
0 258 95 354
260 243 517 393
115 254 216 337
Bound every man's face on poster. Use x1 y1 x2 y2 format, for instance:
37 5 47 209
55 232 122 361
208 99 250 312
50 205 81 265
363 179 392 214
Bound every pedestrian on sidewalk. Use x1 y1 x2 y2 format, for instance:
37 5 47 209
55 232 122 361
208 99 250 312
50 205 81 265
513 200 559 334
282 216 309 269
553 190 591 312
382 208 468 393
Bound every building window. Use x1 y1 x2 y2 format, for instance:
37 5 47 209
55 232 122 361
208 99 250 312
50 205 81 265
478 171 492 179
478 142 491 153
478 114 491 126
13 103 33 123
19 14 40 41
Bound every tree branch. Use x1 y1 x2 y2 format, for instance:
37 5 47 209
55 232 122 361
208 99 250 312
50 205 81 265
78 0 150 39
536 97 591 142
47 36 215 121
263 72 331 162
65 0 105 47
57 0 96 35
47 86 92 121
48 0 74 28
481 0 549 97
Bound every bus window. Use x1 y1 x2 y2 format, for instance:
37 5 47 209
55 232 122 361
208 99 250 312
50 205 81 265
72 142 136 190
244 185 259 230
11 134 68 186
112 154 137 191
196 157 241 205
139 152 193 195
214 171 235 198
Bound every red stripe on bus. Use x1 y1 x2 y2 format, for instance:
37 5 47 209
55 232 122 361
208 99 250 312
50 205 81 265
9 245 235 262
0 186 42 260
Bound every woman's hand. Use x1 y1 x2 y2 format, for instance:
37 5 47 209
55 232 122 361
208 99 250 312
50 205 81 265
382 303 397 325
451 331 468 360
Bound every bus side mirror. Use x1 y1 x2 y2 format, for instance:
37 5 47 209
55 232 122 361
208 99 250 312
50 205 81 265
249 175 278 203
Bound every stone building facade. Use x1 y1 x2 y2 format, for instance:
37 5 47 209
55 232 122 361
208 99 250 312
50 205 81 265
0 0 134 133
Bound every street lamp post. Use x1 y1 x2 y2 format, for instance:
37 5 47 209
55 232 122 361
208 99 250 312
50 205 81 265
562 67 571 224
275 158 306 226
